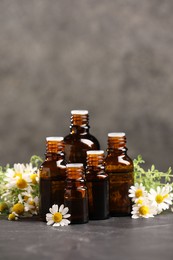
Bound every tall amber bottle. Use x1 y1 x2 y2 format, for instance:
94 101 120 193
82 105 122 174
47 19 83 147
39 137 66 221
86 150 109 220
105 133 134 216
64 163 89 224
64 110 100 166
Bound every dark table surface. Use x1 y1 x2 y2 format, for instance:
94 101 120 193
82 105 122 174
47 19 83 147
0 213 173 260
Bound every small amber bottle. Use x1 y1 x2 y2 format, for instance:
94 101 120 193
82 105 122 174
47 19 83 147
86 150 109 220
64 110 100 166
105 133 134 216
64 163 89 224
39 137 66 221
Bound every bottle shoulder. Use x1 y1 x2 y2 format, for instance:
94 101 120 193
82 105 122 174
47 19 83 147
64 132 99 141
64 133 100 149
105 153 133 163
40 159 66 179
105 153 133 172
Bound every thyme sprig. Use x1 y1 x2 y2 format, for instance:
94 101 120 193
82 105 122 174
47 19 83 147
134 155 173 191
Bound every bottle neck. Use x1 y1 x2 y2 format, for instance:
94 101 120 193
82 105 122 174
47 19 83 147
45 152 65 161
70 113 90 134
86 151 105 174
45 139 65 160
87 152 104 167
107 134 127 154
66 164 84 180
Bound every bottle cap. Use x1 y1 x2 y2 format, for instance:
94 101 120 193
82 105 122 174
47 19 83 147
46 137 64 141
108 133 125 137
66 163 83 168
87 150 104 155
71 110 88 115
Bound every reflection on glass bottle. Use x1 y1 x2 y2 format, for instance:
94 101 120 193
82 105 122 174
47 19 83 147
64 163 89 224
86 150 109 220
39 137 66 221
64 110 100 166
105 133 134 216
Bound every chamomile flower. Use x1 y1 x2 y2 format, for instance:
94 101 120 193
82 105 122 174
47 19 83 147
12 203 24 215
30 173 39 184
0 156 41 220
24 163 37 174
148 186 173 213
0 202 8 212
5 168 31 190
24 196 39 215
8 212 19 221
129 183 147 202
24 163 39 184
21 190 32 202
46 204 71 227
131 199 157 219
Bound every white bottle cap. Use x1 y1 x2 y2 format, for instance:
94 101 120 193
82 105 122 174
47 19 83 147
87 150 104 155
46 137 64 141
71 110 88 115
108 133 125 137
66 163 83 168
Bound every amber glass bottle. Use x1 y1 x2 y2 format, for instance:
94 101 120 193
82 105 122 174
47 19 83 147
64 163 89 224
64 110 100 166
105 133 134 216
86 150 109 220
39 137 66 221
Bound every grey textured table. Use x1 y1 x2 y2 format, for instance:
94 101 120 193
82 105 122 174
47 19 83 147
0 213 173 260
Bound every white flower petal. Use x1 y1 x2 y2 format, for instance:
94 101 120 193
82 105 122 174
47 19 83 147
49 208 53 214
53 223 60 227
157 186 161 193
18 194 23 203
59 204 64 213
130 186 136 191
34 196 39 204
61 219 70 225
63 214 71 219
132 215 139 219
52 204 58 214
62 207 69 215
46 213 53 219
128 194 134 198
47 220 54 226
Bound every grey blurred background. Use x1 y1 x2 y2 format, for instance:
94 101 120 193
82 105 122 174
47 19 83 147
0 0 173 171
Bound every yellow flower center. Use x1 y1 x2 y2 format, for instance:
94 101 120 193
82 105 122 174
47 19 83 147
16 178 28 189
155 194 168 204
135 189 143 198
8 213 16 221
0 202 8 212
53 212 63 223
24 196 29 202
137 199 143 205
12 203 24 215
30 174 37 184
139 205 149 216
14 172 22 178
29 201 36 208
155 194 164 204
